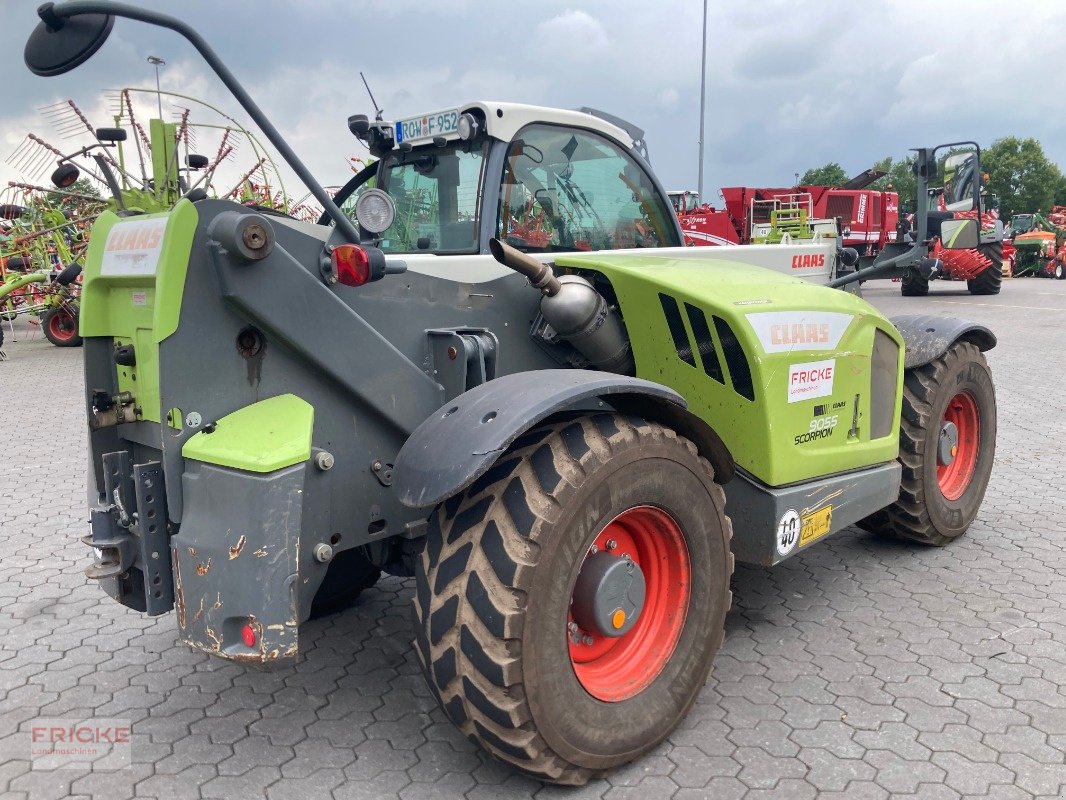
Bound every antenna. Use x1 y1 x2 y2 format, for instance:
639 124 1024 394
360 72 383 121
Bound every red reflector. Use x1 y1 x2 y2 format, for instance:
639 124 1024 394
331 244 371 286
241 623 256 647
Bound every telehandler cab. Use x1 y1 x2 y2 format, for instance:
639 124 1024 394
25 2 998 784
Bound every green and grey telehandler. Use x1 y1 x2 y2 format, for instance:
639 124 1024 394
25 2 998 784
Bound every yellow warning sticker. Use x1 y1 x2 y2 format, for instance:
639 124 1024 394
799 505 833 546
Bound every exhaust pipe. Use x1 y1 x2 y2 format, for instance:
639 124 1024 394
488 238 561 295
489 238 633 374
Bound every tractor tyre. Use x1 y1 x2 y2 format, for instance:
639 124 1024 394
859 341 995 546
901 271 929 297
41 307 82 347
308 546 381 618
966 243 1003 295
414 414 733 785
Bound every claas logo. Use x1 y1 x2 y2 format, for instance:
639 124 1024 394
770 323 830 346
790 254 825 268
106 225 162 252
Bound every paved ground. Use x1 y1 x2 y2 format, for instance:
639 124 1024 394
1 278 1065 800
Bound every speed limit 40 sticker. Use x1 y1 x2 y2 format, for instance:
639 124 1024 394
776 509 801 557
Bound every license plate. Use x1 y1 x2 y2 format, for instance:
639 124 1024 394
395 109 460 144
799 505 832 546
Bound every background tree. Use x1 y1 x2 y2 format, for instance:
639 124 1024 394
45 177 102 205
982 137 1064 218
867 155 918 210
798 162 848 187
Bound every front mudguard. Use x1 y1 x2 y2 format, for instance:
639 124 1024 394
891 314 996 369
172 460 305 664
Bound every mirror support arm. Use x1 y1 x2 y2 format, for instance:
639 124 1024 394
43 1 361 243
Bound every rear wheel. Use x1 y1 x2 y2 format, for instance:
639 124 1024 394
414 414 732 784
859 341 995 545
966 243 1003 295
41 306 82 347
901 270 929 296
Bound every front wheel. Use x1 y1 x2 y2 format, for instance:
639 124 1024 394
860 341 996 545
414 414 733 784
41 306 82 347
901 270 929 296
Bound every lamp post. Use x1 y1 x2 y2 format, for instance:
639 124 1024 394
697 0 708 203
147 55 166 119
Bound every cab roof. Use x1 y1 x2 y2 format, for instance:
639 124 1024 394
380 101 635 150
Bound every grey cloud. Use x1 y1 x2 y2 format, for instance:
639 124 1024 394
1 0 1063 207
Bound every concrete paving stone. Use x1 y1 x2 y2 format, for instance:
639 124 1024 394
667 748 741 788
343 739 420 781
930 751 1016 796
265 767 347 800
853 722 933 761
200 764 283 798
732 745 808 788
815 781 890 800
795 747 876 792
916 723 1002 764
901 783 962 800
406 739 484 783
3 283 1066 799
997 753 1066 796
134 763 218 800
396 771 476 800
866 749 948 794
216 734 295 776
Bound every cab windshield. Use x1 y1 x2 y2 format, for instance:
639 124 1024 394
1008 214 1033 235
375 143 486 254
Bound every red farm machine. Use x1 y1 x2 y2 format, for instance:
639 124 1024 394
677 148 1004 296
673 168 898 255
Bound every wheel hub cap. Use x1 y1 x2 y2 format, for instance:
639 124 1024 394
571 552 646 638
938 421 959 467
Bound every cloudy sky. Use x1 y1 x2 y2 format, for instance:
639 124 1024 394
2 0 1065 207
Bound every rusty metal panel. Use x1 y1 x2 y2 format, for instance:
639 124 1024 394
172 461 304 663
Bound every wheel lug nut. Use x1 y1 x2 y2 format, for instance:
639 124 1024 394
582 635 594 646
568 622 578 633
606 539 617 550
588 545 598 555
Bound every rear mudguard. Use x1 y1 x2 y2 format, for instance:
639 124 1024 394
393 369 734 509
891 314 996 369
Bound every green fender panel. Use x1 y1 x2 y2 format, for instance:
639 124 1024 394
182 394 314 473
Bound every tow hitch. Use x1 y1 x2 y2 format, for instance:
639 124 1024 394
84 451 174 615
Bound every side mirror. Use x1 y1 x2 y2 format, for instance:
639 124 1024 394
24 4 114 77
935 145 980 211
941 218 979 250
